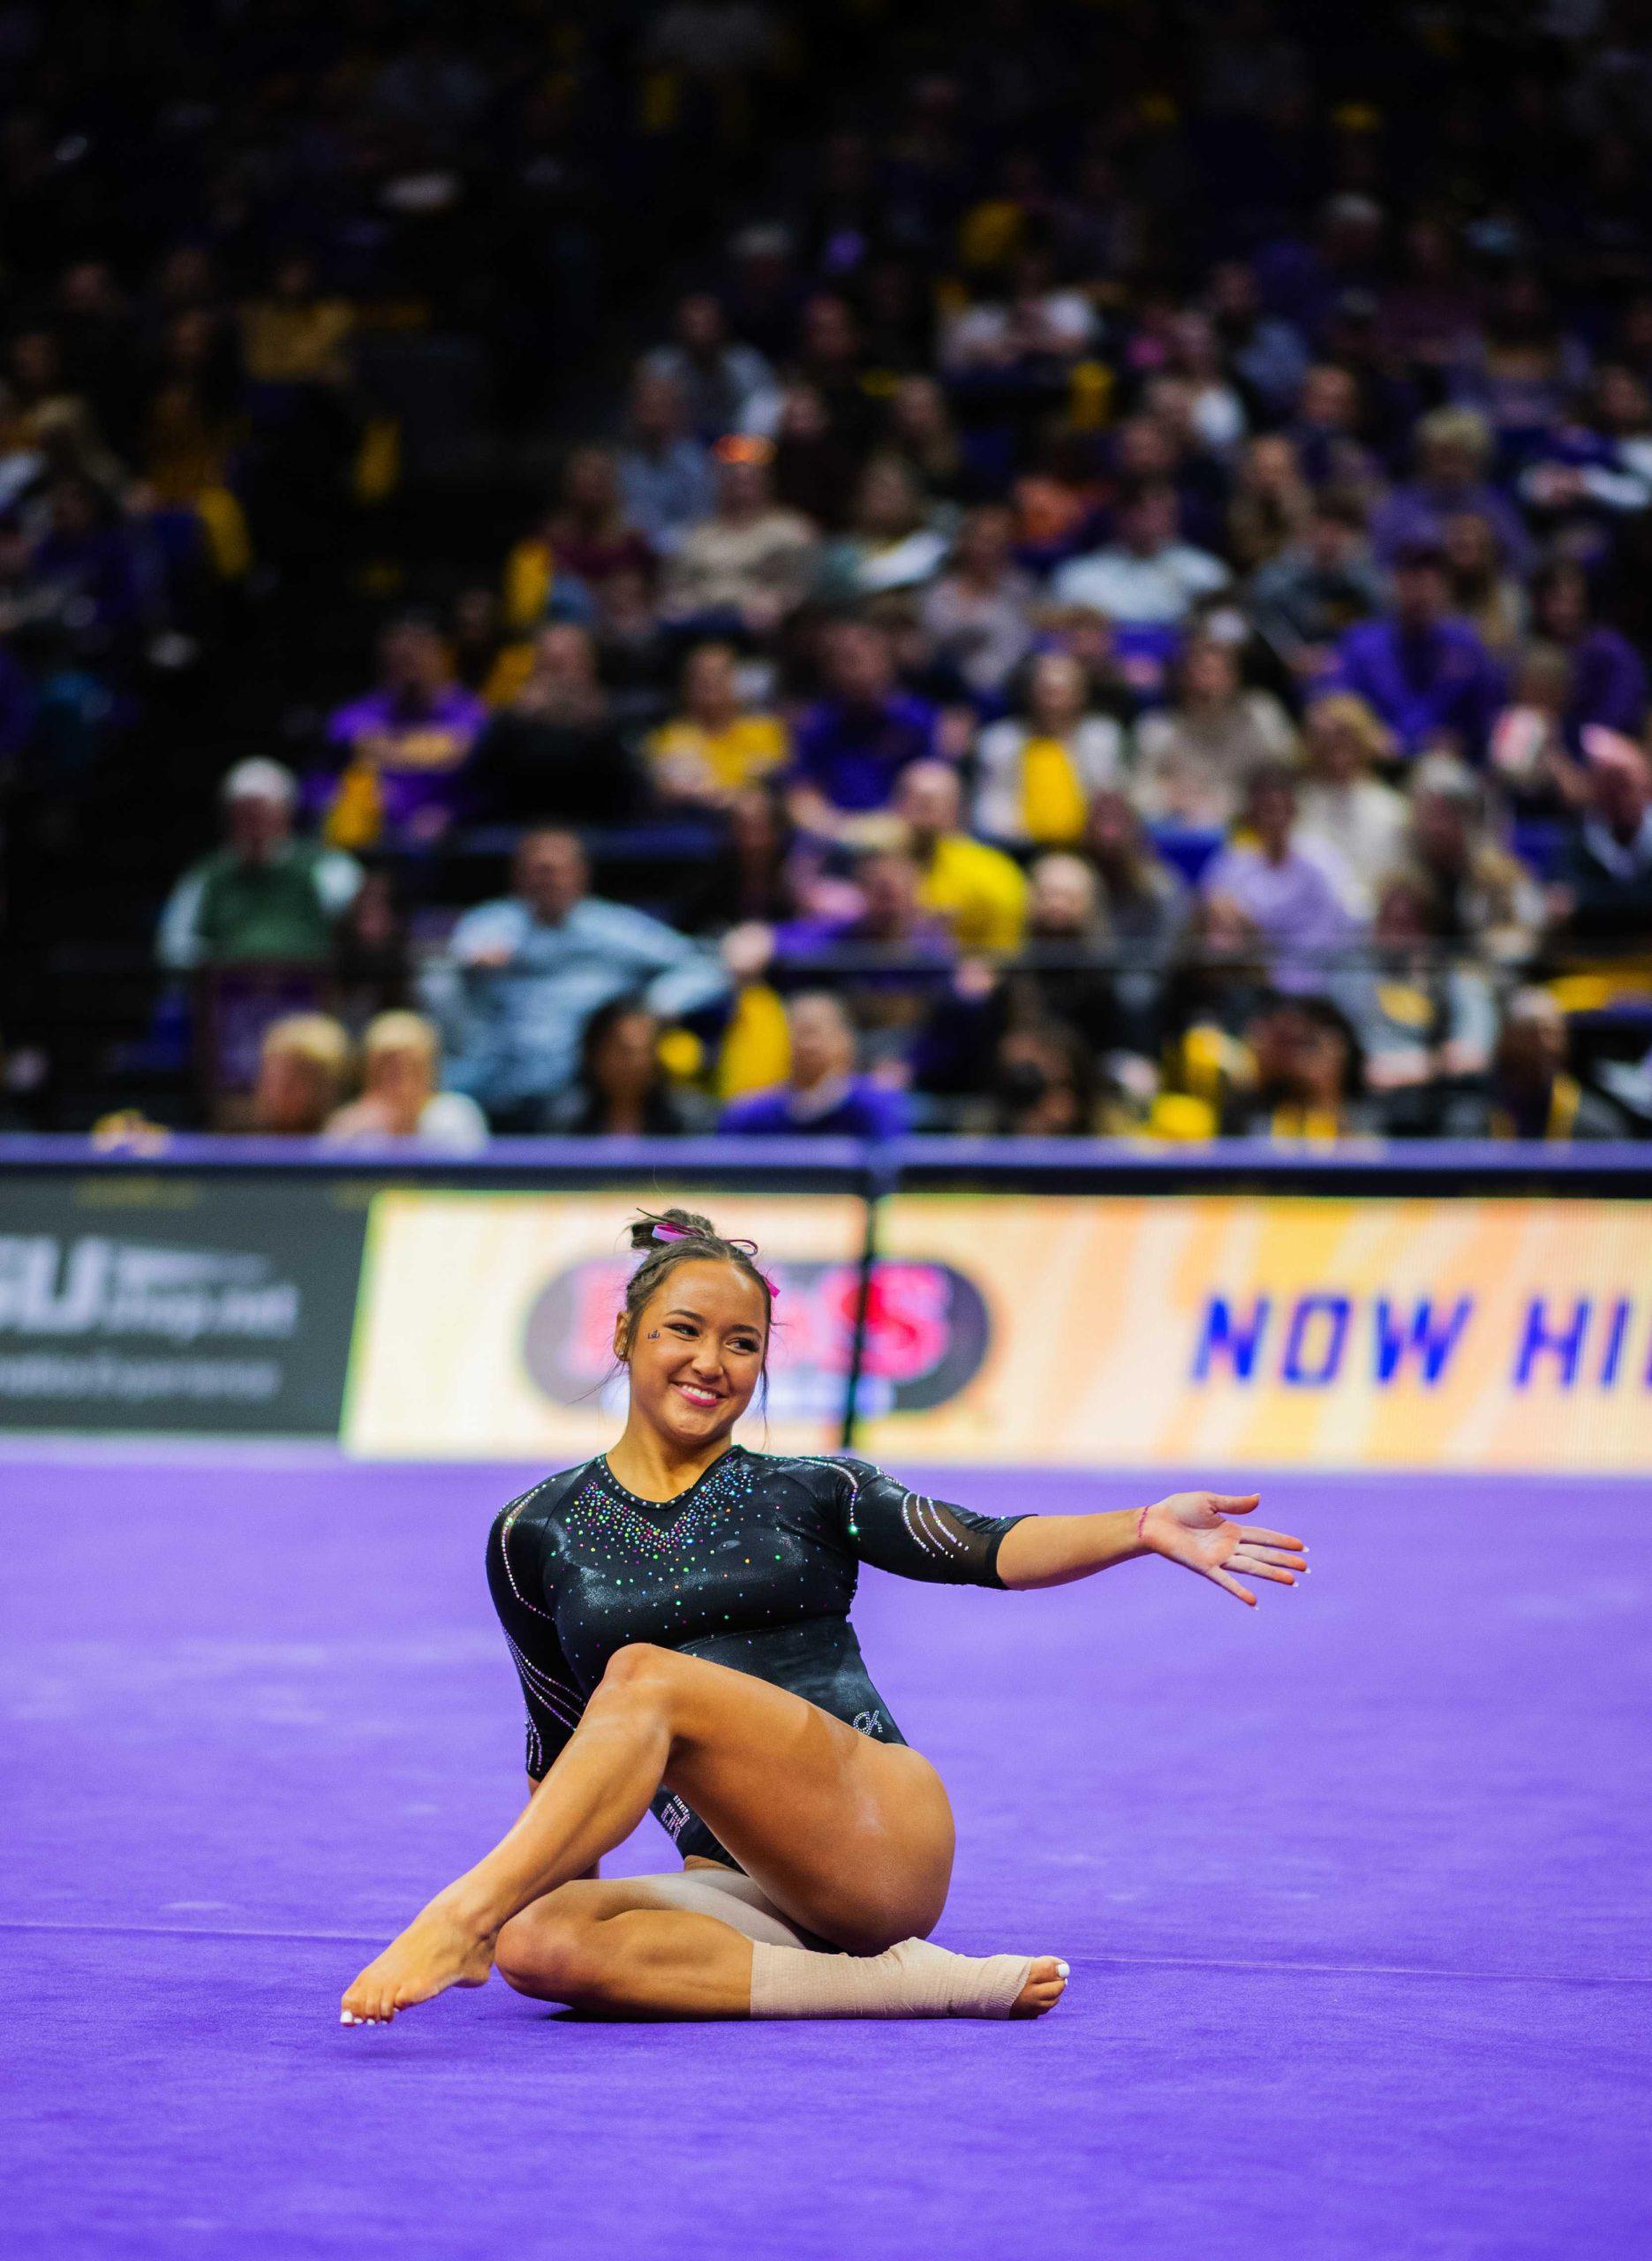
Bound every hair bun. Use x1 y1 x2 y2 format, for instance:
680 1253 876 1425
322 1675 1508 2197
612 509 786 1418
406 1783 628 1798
627 1206 718 1251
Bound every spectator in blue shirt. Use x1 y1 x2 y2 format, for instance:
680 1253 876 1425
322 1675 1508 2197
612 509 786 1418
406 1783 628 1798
788 619 938 836
1331 539 1505 762
615 368 714 558
429 828 727 1127
719 990 910 1139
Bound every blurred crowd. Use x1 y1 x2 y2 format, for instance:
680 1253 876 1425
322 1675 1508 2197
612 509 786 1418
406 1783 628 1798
8 2 1652 1141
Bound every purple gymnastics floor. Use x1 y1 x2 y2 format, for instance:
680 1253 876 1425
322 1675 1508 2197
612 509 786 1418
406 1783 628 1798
4 1456 1649 2261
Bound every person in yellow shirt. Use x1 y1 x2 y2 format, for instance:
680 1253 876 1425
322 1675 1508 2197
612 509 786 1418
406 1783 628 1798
894 760 1028 951
646 640 788 808
971 651 1127 846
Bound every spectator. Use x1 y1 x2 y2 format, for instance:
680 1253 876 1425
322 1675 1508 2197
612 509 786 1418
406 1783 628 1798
894 760 1027 951
1205 259 1309 419
1051 482 1228 628
1286 362 1378 492
816 454 948 604
538 445 654 595
1226 434 1313 573
719 990 910 1138
1330 537 1505 763
332 871 413 1030
1403 753 1543 964
1158 894 1276 1124
919 503 1037 696
158 760 362 971
1488 645 1588 812
1294 695 1407 910
1248 489 1384 683
434 828 726 1126
323 1011 489 1152
547 998 701 1136
973 651 1126 847
1222 994 1375 1141
321 616 487 850
1528 560 1648 745
770 381 860 527
1199 763 1355 987
1340 872 1497 1128
1134 633 1297 828
988 1019 1104 1137
1370 406 1534 576
999 851 1142 1058
1444 988 1625 1140
1082 789 1189 955
789 619 937 832
641 291 780 442
1550 730 1652 959
678 784 801 933
468 624 641 824
615 370 714 557
1441 509 1525 656
251 1013 353 1137
939 243 1098 379
646 641 788 809
885 376 969 505
1520 362 1652 533
659 442 818 634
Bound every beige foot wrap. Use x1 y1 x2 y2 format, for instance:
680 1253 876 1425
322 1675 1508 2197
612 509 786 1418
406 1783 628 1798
750 1935 1033 2019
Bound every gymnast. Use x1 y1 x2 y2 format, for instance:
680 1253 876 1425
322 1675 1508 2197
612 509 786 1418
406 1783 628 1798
342 1209 1307 2026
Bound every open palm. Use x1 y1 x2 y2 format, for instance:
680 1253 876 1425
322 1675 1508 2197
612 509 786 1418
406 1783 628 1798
1141 1492 1308 1606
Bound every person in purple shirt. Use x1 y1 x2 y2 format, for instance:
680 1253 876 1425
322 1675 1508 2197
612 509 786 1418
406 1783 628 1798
321 614 488 849
788 618 937 835
1330 540 1505 762
719 989 911 1139
1530 560 1648 747
1200 765 1357 992
1369 407 1535 578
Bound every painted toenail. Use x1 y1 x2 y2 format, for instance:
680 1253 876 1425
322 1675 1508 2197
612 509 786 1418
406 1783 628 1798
1055 1962 1069 1977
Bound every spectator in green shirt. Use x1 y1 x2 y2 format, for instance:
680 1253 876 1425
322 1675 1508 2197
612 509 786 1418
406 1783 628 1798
157 760 363 971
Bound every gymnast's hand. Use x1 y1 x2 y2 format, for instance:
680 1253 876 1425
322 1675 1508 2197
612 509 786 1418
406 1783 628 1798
1139 1493 1308 1607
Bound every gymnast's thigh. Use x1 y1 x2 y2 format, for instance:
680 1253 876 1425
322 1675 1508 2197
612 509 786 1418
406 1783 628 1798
629 1645 957 1953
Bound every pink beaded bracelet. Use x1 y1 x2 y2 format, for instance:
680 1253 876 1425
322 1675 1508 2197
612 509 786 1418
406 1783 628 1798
1135 1502 1150 1546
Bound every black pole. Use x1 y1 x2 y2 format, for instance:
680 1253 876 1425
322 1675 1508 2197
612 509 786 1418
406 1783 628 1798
839 1149 894 1451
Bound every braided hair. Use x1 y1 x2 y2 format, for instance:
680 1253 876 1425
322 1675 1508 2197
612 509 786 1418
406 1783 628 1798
618 1207 776 1365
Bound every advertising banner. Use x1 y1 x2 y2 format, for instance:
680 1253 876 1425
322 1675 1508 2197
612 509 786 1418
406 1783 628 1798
345 1190 889 1458
0 1174 368 1435
855 1193 1652 1471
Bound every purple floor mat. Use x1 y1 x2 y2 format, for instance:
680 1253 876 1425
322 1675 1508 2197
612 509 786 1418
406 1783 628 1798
4 1456 1648 2261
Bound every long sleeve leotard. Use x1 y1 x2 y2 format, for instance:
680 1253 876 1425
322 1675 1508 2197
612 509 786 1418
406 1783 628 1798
486 1446 1028 1868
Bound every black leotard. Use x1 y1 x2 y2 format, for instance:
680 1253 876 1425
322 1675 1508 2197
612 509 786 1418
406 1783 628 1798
487 1447 1027 1868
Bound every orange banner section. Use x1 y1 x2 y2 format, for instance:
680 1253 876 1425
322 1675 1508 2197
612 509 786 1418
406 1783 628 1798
859 1193 1652 1470
344 1187 1652 1470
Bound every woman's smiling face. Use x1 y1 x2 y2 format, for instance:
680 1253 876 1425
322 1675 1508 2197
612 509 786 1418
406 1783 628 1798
615 1259 769 1448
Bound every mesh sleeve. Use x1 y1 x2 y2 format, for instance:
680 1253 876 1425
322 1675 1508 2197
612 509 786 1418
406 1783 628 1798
486 1501 586 1781
833 1459 1028 1589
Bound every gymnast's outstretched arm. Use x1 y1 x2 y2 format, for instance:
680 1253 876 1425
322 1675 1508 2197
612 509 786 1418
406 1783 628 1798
835 1463 1307 1607
995 1489 1308 1606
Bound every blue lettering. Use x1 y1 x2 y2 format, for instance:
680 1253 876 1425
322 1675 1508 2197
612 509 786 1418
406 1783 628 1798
1372 1297 1474 1387
1598 1298 1632 1388
1281 1295 1351 1388
1514 1297 1591 1389
1193 1296 1271 1382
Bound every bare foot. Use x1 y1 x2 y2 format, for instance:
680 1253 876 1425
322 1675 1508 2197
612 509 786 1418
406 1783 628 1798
341 1894 495 2025
1010 1955 1069 2018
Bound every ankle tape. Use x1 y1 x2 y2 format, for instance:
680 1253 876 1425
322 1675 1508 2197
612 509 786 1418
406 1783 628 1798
750 1936 1033 2019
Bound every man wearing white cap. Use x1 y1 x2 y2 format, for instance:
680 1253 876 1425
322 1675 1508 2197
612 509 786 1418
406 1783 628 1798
156 758 363 971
